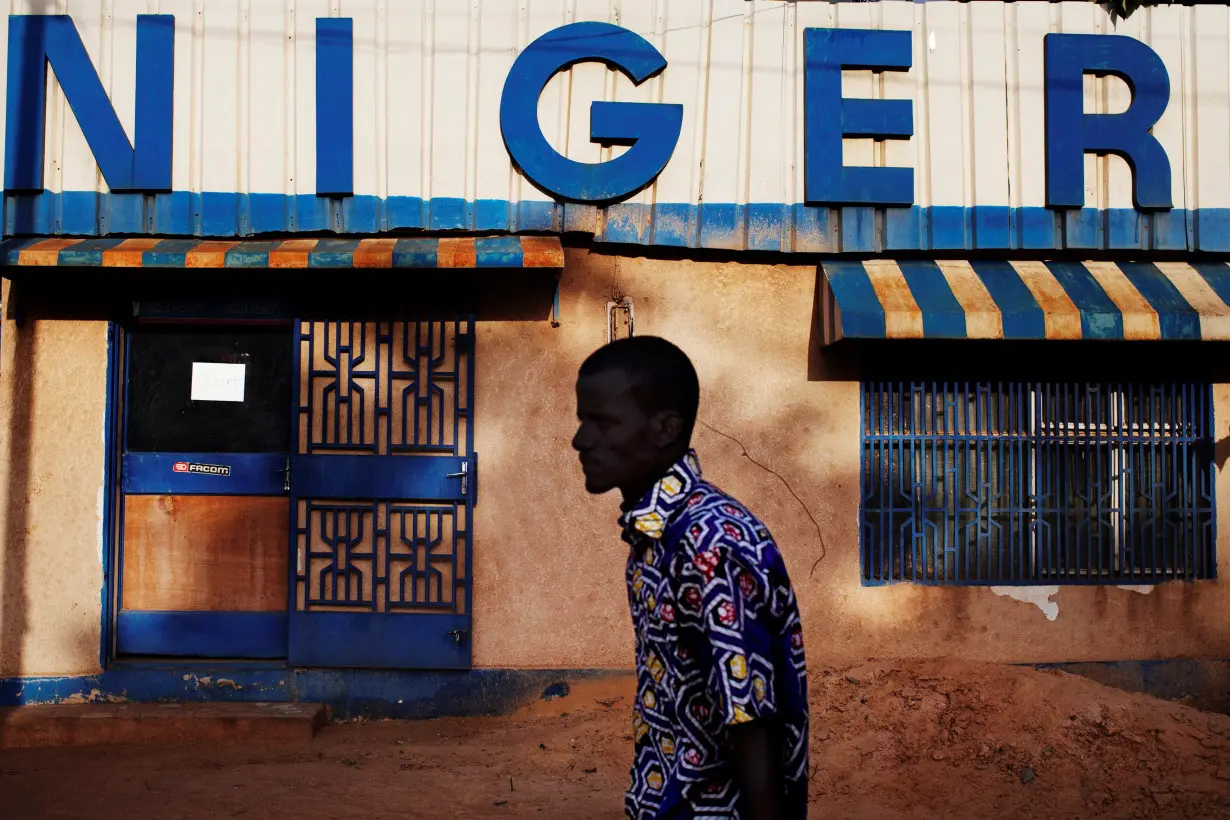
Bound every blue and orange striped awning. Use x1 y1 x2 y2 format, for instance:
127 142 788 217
820 260 1230 344
0 235 564 269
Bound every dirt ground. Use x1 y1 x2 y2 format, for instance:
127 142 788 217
4 659 1230 819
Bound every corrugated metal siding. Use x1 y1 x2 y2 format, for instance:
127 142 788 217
3 0 1229 253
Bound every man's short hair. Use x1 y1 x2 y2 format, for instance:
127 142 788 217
579 336 700 443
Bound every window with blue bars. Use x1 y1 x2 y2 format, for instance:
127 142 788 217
860 381 1216 585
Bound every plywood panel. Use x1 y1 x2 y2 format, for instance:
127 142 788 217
122 495 289 612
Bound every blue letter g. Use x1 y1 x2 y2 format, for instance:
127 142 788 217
500 22 683 203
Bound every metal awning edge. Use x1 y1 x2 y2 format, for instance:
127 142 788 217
0 235 565 270
819 260 1230 343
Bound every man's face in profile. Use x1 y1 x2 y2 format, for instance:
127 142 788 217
572 368 661 496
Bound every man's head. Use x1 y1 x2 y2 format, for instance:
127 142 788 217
572 336 700 500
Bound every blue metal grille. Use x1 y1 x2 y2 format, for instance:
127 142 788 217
298 320 470 456
860 381 1216 585
294 319 473 615
301 504 464 611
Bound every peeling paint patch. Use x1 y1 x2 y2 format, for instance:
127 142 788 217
1116 585 1154 595
990 586 1059 621
59 689 128 705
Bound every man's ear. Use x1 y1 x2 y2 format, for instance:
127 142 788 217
651 409 685 450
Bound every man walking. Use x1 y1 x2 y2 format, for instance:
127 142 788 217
572 336 809 820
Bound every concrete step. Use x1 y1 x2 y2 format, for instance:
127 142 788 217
0 701 327 749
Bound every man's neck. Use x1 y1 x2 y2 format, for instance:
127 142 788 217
618 450 689 509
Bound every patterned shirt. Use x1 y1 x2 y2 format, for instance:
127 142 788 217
620 450 809 820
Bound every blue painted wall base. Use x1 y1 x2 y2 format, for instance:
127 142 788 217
4 659 1227 720
0 665 625 721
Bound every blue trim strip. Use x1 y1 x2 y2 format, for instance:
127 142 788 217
8 192 1230 254
2 661 1224 719
0 666 619 720
100 322 120 669
116 611 288 659
122 452 289 496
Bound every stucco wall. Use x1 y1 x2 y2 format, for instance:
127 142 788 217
471 248 1230 669
4 252 1230 678
0 281 108 678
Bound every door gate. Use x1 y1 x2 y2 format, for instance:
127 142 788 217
288 317 475 669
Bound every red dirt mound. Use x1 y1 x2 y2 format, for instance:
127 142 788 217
3 659 1229 819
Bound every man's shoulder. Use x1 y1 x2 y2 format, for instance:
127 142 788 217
668 482 776 556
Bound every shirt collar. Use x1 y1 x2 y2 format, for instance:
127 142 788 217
619 450 703 543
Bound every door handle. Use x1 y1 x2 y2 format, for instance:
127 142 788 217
446 461 469 496
273 457 290 492
448 629 469 644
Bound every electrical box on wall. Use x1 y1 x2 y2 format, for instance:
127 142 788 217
607 298 634 343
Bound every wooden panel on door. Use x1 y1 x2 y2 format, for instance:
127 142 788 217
122 495 289 612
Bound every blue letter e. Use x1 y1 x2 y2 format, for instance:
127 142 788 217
804 28 913 206
1045 33 1172 210
500 22 683 203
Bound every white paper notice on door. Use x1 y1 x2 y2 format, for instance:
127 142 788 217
190 362 247 403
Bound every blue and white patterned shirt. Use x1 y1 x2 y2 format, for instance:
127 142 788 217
620 450 809 819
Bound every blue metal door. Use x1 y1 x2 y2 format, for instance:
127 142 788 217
288 318 476 669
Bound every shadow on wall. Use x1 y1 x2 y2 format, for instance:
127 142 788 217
1 278 34 738
0 0 55 734
807 269 861 383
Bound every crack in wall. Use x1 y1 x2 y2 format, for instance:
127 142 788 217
696 419 828 577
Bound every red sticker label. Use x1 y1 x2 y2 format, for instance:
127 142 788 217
172 462 189 473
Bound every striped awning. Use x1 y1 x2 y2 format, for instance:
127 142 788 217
0 235 564 270
820 260 1230 344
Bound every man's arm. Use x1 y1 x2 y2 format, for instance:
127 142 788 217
730 720 784 820
687 539 788 818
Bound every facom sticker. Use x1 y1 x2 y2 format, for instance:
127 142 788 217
172 461 231 477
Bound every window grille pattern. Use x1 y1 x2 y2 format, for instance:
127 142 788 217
861 381 1215 585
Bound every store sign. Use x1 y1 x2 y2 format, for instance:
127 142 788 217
2 15 1174 211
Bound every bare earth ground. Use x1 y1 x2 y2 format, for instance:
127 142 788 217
4 659 1230 819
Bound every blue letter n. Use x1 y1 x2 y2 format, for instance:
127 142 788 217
5 15 175 192
1045 33 1172 210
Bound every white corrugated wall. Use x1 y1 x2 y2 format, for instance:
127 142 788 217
2 0 1227 252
